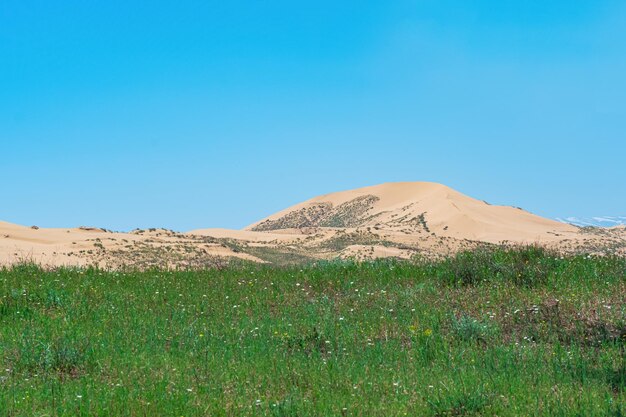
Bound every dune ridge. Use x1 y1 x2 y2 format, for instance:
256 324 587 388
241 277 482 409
2 182 625 268
245 182 577 242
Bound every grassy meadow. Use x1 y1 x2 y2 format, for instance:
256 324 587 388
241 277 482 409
0 247 625 416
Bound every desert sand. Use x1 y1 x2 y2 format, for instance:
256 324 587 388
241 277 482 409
0 222 262 269
2 182 625 268
245 182 579 242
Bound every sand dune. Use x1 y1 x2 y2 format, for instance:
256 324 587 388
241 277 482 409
187 228 307 242
0 222 261 268
246 182 578 243
2 182 624 268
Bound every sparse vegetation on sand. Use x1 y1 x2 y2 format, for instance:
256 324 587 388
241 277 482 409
0 247 624 416
250 195 381 231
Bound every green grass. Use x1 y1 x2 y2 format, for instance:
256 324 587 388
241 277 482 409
0 247 624 416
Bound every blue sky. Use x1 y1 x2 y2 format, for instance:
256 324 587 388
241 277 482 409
2 0 625 231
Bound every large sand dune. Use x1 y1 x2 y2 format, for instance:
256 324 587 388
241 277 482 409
246 182 578 243
2 182 624 268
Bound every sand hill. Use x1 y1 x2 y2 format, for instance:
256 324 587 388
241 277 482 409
193 182 624 262
0 221 261 269
2 182 625 268
246 182 578 243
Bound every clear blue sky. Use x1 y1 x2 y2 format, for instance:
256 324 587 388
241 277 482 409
2 0 625 231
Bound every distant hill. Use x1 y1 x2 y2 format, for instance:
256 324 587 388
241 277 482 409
246 182 577 243
3 183 626 268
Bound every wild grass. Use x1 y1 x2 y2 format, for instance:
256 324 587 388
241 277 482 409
0 247 624 416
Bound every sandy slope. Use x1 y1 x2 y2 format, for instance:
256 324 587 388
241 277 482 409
0 221 261 268
245 182 578 243
2 182 624 268
1 222 108 266
187 228 307 242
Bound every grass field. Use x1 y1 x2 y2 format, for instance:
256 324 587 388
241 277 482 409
1 247 624 416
